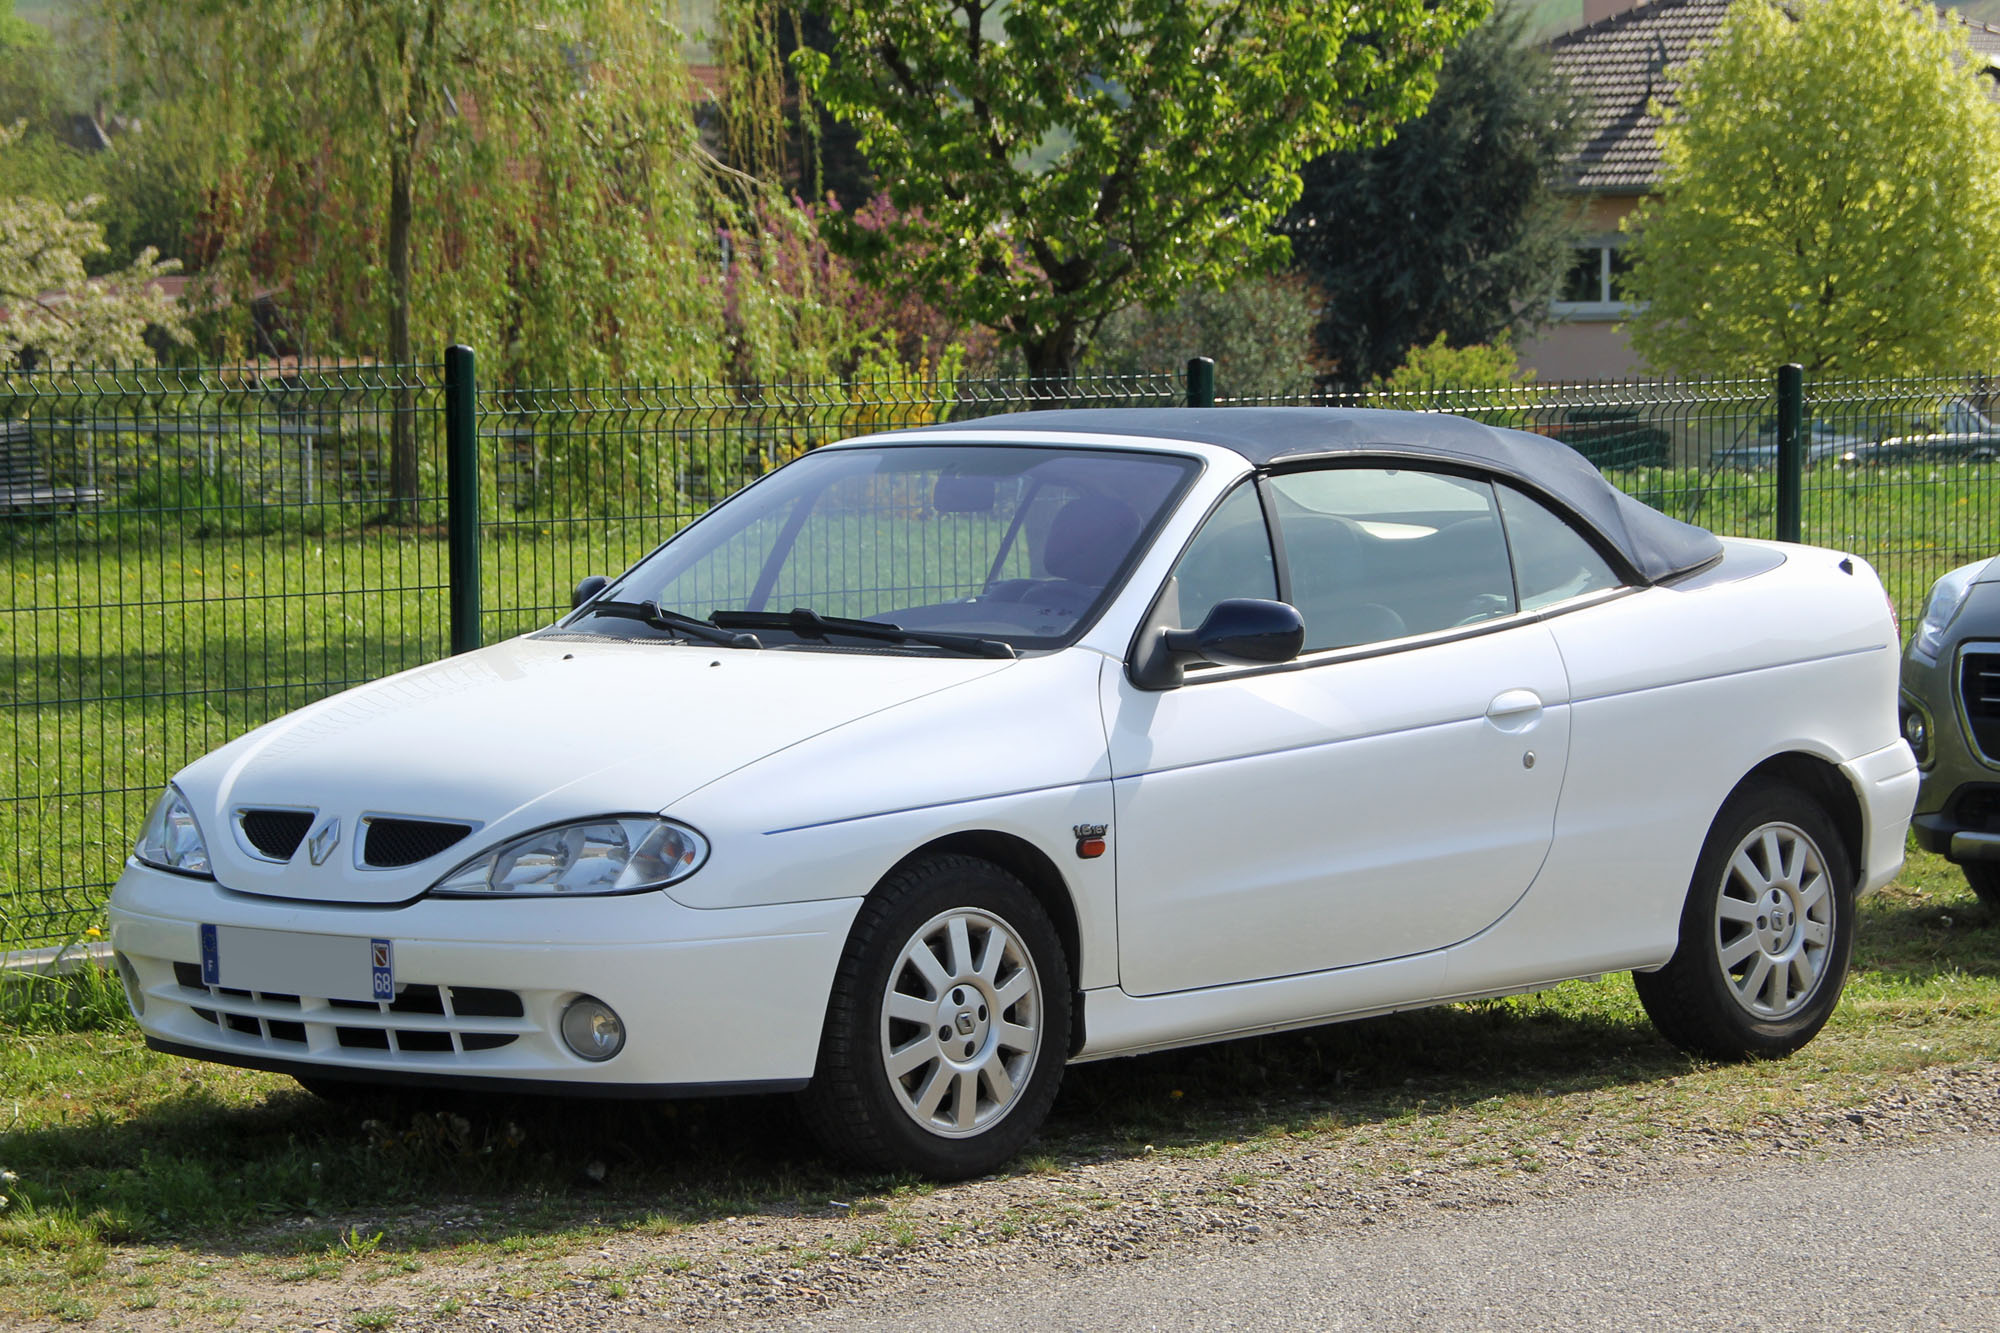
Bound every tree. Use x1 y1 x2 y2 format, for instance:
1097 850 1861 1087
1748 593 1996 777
795 0 1488 378
0 125 187 367
107 1 710 512
1623 0 2000 378
0 2 114 213
1369 334 1532 398
1082 276 1324 400
1364 334 1534 426
0 0 38 50
102 1 850 514
713 2 877 209
1283 7 1581 390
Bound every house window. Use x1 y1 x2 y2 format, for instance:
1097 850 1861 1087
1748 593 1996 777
1553 241 1637 318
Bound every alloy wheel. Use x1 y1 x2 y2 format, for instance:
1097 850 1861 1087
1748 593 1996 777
879 907 1043 1138
1713 821 1835 1020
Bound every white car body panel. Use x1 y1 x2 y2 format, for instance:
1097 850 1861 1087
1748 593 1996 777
106 422 1919 1102
1074 541 1915 1059
177 640 1014 906
1104 620 1571 994
112 859 857 1089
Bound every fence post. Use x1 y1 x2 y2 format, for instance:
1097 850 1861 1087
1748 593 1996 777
1775 362 1804 544
1186 356 1215 408
445 344 481 655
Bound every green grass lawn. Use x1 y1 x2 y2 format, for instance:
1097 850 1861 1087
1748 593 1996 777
0 846 1994 1324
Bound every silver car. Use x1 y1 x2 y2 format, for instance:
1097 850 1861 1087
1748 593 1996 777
1838 399 2000 466
1901 556 2000 908
1709 419 1875 470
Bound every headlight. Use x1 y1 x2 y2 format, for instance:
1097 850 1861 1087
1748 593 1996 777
1913 559 1991 660
133 786 213 877
429 817 707 897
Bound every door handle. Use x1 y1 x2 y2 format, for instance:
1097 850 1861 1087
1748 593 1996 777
1485 689 1544 729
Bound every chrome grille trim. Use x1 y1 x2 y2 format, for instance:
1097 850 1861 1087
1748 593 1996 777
232 806 318 864
1958 646 2000 764
353 812 481 871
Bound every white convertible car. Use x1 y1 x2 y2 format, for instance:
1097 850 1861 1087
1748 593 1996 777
109 408 1918 1177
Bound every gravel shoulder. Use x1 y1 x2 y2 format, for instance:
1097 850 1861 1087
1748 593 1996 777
46 1060 2000 1332
762 1135 2000 1333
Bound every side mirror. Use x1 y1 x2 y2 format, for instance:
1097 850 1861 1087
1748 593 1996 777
1130 598 1305 690
571 574 611 610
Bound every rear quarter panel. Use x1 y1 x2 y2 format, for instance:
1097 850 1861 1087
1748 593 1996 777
1442 540 1904 993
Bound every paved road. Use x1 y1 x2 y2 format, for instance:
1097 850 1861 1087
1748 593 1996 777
775 1137 2000 1332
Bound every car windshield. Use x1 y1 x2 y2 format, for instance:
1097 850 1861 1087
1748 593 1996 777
575 443 1199 652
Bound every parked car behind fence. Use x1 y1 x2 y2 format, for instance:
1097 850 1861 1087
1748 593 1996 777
1711 399 2000 469
1901 555 2000 910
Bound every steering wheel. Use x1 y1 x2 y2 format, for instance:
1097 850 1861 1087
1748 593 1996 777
1455 593 1513 627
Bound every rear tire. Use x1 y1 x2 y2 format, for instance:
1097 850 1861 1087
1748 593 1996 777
1963 863 2000 912
800 854 1069 1180
1635 781 1855 1060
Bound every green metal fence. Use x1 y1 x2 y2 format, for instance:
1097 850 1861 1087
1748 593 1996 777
6 355 1999 950
3 363 452 950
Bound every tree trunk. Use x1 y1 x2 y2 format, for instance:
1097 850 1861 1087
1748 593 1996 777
387 145 418 523
1018 324 1080 381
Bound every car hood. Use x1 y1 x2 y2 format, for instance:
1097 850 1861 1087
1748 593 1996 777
173 635 1016 904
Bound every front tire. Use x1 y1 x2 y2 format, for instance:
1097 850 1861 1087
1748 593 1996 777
1963 863 2000 912
1634 782 1855 1060
800 854 1070 1179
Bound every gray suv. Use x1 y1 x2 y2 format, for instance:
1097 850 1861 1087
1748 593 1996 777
1901 556 2000 909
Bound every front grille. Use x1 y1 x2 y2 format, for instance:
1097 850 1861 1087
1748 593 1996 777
1961 652 2000 761
171 961 524 1056
239 809 314 861
361 818 472 868
1950 785 2000 832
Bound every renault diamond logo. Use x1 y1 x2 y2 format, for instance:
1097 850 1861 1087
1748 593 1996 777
306 817 341 866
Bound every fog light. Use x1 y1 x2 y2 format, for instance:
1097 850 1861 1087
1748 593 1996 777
560 996 625 1062
113 952 145 1018
1902 706 1931 764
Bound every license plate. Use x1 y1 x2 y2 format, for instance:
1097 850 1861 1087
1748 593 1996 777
199 925 393 1003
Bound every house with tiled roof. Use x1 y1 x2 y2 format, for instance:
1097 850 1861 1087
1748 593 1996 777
1517 0 2000 381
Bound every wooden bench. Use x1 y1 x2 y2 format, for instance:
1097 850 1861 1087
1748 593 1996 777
0 420 102 512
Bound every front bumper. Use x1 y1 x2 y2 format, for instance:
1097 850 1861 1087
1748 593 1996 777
1911 788 2000 864
108 861 861 1094
1903 627 2000 867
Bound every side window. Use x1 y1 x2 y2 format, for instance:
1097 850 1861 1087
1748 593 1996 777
1268 468 1515 651
1166 482 1277 628
1495 484 1621 611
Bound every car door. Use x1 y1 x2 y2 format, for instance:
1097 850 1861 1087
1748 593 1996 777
1104 466 1573 998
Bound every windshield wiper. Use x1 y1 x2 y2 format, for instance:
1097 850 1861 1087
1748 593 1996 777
709 608 1016 659
583 600 764 649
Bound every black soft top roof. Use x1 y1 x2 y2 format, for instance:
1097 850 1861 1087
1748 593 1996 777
900 406 1722 585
